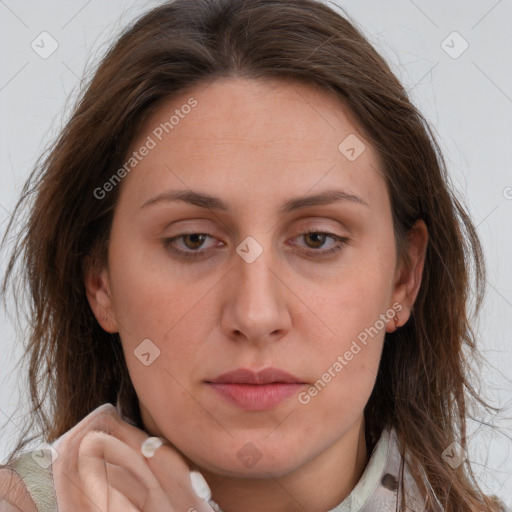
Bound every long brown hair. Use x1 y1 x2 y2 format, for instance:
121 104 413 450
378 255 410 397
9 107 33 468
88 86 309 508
1 0 507 510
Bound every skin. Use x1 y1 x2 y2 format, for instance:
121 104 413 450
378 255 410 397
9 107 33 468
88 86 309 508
85 77 428 512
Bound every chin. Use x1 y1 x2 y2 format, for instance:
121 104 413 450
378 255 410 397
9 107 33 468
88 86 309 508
190 443 307 478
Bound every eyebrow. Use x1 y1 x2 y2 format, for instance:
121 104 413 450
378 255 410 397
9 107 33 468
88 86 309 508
140 188 369 213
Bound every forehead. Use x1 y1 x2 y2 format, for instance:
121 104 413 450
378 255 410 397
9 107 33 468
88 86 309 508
117 77 388 216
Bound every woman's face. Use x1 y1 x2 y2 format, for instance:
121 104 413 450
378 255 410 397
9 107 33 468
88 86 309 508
86 77 425 477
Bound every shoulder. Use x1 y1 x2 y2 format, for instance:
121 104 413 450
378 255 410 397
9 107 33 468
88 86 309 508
0 446 57 512
0 467 38 512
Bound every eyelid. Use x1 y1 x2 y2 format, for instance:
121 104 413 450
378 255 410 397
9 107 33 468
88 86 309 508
163 229 350 260
164 232 220 251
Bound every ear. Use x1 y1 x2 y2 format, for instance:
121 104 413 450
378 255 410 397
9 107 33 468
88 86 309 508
83 256 119 333
386 219 428 332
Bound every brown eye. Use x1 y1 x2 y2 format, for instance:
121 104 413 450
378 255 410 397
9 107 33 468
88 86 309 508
303 232 328 249
289 231 350 259
163 232 222 260
182 233 208 250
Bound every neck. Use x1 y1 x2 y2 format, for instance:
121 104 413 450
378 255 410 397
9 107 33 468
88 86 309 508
200 419 369 512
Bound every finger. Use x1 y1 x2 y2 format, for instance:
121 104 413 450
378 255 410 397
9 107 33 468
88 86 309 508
104 488 141 512
52 403 122 455
78 431 174 512
104 463 148 508
52 404 132 480
53 404 212 511
106 457 214 512
143 444 215 512
83 408 214 511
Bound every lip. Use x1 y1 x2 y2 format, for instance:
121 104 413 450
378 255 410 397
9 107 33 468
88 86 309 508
205 368 307 411
208 367 304 385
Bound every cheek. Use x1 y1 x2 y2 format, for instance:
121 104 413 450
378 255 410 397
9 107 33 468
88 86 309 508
300 251 393 400
296 318 384 436
107 238 210 343
316 258 394 340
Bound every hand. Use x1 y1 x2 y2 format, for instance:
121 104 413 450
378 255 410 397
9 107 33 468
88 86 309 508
50 403 214 512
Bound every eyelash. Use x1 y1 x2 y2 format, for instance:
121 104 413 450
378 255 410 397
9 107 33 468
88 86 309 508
163 231 350 260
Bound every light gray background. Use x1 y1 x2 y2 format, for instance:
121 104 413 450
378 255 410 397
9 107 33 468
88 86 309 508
1 0 511 506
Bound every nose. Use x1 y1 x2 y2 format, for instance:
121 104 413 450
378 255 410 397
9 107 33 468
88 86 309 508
220 239 291 345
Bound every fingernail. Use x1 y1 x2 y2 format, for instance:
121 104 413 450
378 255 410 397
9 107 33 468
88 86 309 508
190 470 211 501
141 436 164 458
